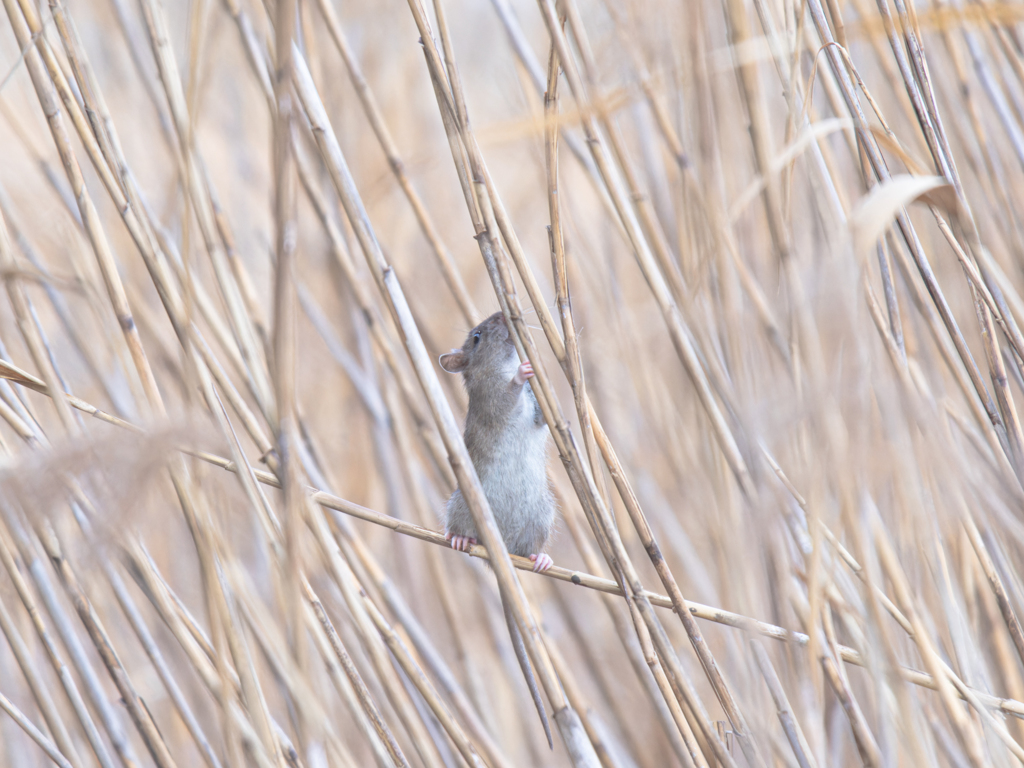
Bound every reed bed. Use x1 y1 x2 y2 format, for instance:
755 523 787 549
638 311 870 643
1 0 1024 765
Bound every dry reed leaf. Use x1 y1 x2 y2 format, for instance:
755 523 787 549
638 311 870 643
850 174 957 260
0 422 207 522
728 117 854 222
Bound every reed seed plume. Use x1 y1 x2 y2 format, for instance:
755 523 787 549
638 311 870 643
1 0 1024 767
0 422 202 516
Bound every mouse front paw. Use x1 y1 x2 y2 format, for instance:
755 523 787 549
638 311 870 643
513 361 535 386
445 532 477 552
529 553 553 572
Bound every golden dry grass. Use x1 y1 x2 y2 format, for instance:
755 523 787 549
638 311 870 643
1 0 1024 766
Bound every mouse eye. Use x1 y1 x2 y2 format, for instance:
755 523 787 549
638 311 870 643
472 332 481 347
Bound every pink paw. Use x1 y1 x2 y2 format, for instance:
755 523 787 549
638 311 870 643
530 553 553 572
514 361 535 386
445 532 477 552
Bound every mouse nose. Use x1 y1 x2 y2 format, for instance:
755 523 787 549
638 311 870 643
497 315 513 338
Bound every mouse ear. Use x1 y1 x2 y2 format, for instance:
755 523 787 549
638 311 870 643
439 350 467 373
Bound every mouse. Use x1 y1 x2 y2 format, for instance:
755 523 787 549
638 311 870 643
439 311 555 749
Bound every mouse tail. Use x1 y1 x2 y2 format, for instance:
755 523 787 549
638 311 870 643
502 598 554 750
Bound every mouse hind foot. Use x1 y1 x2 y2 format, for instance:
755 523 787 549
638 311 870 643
445 531 478 552
529 553 553 572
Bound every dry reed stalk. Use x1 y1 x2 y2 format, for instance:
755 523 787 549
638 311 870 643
11 362 1024 719
305 580 411 768
408 5 747 763
9 0 1024 766
293 21 595 758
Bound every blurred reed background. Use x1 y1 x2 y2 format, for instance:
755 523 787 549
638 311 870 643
1 0 1023 766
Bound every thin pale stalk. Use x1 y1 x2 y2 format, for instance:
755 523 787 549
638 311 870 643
751 641 818 768
0 687 75 768
311 0 479 325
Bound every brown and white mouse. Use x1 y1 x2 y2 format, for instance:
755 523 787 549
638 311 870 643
440 311 555 748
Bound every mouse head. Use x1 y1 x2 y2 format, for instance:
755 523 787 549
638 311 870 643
439 312 517 383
